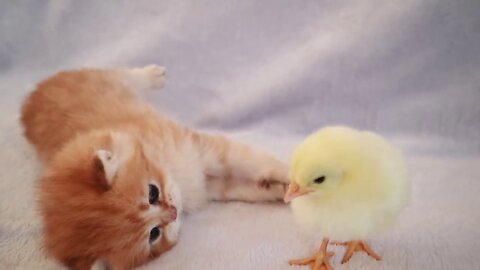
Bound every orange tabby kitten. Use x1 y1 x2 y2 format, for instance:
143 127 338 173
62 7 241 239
21 65 288 270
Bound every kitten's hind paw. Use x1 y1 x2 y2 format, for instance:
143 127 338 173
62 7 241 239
131 64 167 89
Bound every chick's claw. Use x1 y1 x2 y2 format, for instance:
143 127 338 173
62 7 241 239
288 255 316 265
288 252 333 270
288 239 333 270
313 252 334 270
332 240 381 264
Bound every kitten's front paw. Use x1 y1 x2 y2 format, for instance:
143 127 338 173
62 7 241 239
256 178 288 202
257 179 287 191
256 164 290 200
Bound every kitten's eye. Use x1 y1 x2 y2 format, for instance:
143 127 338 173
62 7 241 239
313 176 326 184
149 227 161 243
149 184 159 204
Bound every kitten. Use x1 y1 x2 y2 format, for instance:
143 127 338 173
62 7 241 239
21 65 289 270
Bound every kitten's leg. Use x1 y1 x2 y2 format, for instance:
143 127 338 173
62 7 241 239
195 133 289 202
62 257 95 270
114 64 167 90
90 259 109 270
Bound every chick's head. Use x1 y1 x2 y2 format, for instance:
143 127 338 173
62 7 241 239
284 126 371 202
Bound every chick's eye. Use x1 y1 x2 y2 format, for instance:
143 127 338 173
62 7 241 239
149 184 159 204
149 227 161 243
313 176 326 184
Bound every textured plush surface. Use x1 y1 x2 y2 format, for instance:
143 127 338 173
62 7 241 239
1 1 479 269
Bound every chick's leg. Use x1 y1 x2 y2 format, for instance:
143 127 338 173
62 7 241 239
333 240 381 264
289 238 334 270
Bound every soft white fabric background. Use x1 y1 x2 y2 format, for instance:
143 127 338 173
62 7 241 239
1 1 479 269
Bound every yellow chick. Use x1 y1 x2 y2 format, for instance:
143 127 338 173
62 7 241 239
284 126 409 270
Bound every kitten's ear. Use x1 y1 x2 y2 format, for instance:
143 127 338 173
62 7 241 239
94 149 119 189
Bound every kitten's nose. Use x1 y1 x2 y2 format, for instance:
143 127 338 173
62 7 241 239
161 205 177 224
168 205 177 221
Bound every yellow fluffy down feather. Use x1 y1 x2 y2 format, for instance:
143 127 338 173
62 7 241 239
287 126 409 241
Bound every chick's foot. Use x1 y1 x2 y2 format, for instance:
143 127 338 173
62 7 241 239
332 240 381 264
288 239 334 270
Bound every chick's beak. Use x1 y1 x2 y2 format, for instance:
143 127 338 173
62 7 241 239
284 182 309 203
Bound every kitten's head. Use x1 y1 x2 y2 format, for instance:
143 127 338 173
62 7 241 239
39 131 181 269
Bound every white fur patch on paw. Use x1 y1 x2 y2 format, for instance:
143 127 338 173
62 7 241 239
136 64 167 89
